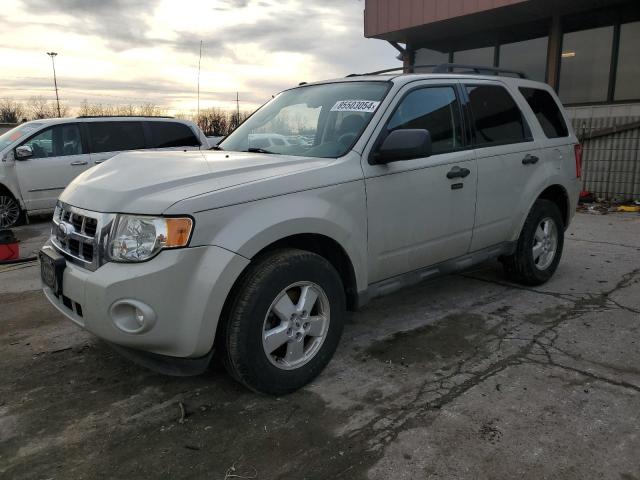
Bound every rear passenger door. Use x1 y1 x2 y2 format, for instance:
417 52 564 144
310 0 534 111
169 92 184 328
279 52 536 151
463 81 542 251
147 121 201 151
87 121 146 165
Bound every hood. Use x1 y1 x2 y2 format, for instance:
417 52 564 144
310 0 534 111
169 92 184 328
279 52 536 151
59 150 333 214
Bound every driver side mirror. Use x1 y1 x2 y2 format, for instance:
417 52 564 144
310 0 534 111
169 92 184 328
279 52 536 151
370 129 432 164
15 145 33 160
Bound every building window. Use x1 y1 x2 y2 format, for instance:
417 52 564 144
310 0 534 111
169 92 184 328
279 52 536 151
465 85 530 147
615 21 640 101
499 37 548 81
414 48 449 72
453 47 494 67
559 26 614 104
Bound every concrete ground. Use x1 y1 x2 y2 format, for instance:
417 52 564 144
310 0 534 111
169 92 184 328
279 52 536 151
0 212 639 480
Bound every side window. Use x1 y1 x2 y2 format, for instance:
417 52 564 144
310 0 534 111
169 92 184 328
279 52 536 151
149 122 200 148
21 124 83 159
387 86 463 155
88 121 145 153
519 87 569 139
22 128 53 159
466 85 530 146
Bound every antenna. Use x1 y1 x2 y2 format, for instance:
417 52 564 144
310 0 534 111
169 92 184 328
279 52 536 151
197 40 203 121
236 91 240 126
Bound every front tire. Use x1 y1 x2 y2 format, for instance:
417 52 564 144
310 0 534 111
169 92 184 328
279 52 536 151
501 199 564 286
0 192 22 228
221 248 345 395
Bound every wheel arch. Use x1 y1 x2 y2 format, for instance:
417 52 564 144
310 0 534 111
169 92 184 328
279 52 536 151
511 184 570 242
225 233 360 314
0 182 22 204
537 184 570 229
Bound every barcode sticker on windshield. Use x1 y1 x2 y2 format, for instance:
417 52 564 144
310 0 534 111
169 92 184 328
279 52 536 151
331 100 380 113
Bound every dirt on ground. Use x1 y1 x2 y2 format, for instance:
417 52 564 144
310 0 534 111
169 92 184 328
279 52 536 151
1 212 639 479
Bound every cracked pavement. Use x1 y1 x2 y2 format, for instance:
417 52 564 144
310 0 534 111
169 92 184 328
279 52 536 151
1 212 639 479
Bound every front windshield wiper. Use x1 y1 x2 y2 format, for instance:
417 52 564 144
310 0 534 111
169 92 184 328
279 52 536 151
246 147 276 154
210 145 224 150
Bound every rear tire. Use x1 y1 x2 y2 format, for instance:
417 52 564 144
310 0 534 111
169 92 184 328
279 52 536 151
220 248 345 395
501 199 564 286
0 191 22 228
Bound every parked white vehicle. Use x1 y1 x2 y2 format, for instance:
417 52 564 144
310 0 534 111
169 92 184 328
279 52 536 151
40 67 581 394
0 116 208 227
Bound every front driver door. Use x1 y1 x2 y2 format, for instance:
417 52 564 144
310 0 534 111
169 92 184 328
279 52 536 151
363 82 477 284
14 123 90 212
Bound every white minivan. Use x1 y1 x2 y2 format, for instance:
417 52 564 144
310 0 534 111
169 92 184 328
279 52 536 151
0 116 208 227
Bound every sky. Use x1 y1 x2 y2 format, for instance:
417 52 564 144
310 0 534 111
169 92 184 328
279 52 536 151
0 0 399 114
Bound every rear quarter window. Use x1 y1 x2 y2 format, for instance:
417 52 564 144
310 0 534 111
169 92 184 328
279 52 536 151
519 87 569 139
88 121 145 153
466 84 531 147
149 122 200 148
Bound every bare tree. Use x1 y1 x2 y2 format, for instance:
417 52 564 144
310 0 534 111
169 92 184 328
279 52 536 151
0 98 25 123
196 108 230 136
27 96 68 119
78 100 166 117
137 103 167 117
226 110 251 135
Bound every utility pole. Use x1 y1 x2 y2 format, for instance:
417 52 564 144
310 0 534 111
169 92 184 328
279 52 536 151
46 52 61 117
197 40 202 121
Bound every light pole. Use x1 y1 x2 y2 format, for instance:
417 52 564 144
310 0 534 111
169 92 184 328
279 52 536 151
46 52 61 117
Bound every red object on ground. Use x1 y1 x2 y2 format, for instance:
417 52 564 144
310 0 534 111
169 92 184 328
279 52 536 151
0 229 19 261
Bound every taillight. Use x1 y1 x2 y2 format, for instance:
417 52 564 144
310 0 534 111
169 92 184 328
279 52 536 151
574 144 583 178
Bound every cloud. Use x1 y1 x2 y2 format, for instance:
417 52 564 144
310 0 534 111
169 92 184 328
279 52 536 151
5 0 398 111
22 0 166 51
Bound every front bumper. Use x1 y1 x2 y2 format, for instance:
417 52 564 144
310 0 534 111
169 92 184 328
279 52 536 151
42 243 249 358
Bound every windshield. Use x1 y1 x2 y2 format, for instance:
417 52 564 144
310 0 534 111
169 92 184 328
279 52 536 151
0 123 44 151
220 81 390 158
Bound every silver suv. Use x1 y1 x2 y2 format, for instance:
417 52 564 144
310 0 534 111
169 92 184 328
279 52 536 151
40 68 581 394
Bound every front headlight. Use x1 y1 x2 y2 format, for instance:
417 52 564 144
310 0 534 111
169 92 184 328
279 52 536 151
108 215 193 262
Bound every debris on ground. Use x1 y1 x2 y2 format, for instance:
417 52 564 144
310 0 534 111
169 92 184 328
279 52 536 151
576 197 640 215
224 462 258 480
617 204 640 213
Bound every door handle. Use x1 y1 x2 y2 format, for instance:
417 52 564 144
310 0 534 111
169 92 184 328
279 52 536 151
94 160 104 164
70 160 88 166
447 166 471 179
522 154 539 165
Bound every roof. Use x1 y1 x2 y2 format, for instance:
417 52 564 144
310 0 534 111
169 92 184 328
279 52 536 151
18 117 195 127
292 71 550 91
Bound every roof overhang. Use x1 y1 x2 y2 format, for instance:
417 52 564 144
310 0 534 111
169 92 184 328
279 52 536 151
365 0 634 51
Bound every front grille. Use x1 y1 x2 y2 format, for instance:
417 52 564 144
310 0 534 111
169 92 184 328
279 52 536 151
51 203 114 271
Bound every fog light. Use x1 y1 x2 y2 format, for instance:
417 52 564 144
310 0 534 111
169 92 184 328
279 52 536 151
110 300 157 334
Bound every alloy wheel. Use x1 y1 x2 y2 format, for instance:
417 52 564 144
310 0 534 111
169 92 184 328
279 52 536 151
262 282 330 370
0 195 20 228
532 217 558 270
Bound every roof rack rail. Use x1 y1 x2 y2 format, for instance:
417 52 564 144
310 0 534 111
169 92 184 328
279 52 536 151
432 63 527 78
346 63 527 79
76 115 175 119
